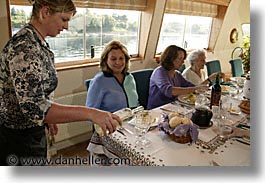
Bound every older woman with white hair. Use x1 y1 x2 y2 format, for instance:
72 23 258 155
182 49 224 85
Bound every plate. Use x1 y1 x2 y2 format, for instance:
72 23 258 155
209 85 232 94
230 109 241 115
230 77 245 82
127 110 161 127
209 85 231 94
178 93 196 105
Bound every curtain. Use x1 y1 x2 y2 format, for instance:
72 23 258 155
166 0 218 17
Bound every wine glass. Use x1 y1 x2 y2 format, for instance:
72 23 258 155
134 111 153 147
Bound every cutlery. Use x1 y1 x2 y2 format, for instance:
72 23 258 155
148 126 157 132
119 126 134 135
237 126 249 131
235 139 250 146
236 124 250 131
171 101 193 109
231 136 250 142
117 129 126 136
210 160 220 166
160 107 175 113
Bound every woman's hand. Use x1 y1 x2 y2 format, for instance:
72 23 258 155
196 84 209 91
47 124 58 136
89 108 122 136
208 72 225 81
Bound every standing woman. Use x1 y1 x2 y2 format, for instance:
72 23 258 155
147 45 208 109
0 0 120 166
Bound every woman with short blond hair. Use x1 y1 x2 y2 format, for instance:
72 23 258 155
0 0 120 166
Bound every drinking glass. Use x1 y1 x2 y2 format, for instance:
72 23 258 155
216 116 233 138
221 96 232 119
228 85 238 98
195 94 209 110
237 78 245 91
134 111 152 147
214 97 233 137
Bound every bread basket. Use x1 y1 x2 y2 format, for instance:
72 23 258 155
168 133 192 144
239 100 250 114
158 115 199 144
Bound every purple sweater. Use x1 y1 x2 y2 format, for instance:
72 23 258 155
147 66 194 109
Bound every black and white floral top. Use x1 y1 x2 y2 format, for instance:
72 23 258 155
0 24 58 129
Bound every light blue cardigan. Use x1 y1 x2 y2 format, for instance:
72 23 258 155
86 71 139 112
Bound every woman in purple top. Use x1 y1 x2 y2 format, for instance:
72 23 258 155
147 45 208 109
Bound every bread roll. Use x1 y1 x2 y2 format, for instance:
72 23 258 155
169 116 182 128
168 112 180 120
182 118 192 124
94 119 121 136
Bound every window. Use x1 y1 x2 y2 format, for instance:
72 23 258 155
157 14 212 53
241 23 250 35
10 6 140 64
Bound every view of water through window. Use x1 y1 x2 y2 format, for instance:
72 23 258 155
10 6 140 63
10 6 212 64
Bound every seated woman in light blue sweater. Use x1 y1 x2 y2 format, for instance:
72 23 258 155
86 41 139 164
86 40 139 112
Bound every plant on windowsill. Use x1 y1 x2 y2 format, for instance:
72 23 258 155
240 34 250 74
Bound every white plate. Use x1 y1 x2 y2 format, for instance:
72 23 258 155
221 85 231 94
209 85 231 94
230 77 245 82
127 110 162 127
178 93 196 105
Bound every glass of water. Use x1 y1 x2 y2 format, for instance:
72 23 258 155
134 111 152 147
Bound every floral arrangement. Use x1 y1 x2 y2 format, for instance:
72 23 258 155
240 34 250 73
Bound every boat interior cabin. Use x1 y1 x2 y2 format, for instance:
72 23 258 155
0 0 250 156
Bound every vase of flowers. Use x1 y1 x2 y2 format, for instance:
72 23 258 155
240 34 250 74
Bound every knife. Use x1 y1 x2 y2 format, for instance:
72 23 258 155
235 139 250 145
160 107 175 113
122 127 134 135
236 124 250 130
171 101 193 109
117 129 125 136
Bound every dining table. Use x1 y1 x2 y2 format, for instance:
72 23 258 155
87 89 250 166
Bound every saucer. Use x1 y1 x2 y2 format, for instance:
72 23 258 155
198 121 213 129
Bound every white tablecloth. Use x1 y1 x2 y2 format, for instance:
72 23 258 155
87 96 250 166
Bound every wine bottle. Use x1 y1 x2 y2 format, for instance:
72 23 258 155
210 73 222 109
